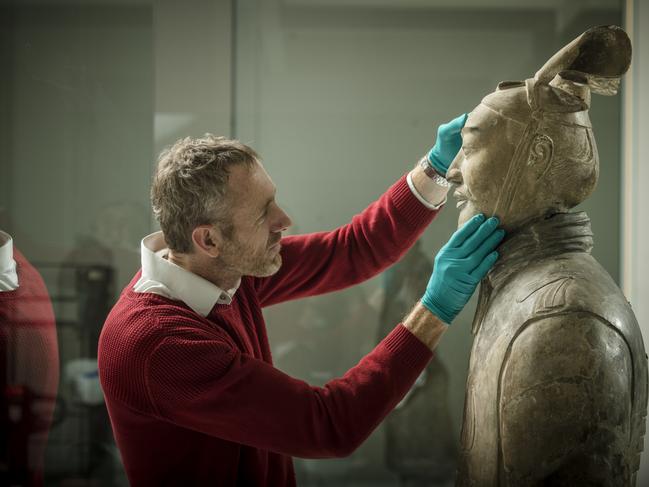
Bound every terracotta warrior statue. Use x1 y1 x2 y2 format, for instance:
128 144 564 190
446 25 648 486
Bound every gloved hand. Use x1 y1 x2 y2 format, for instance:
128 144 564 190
427 113 468 176
421 214 504 324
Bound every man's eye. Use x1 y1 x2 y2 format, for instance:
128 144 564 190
462 146 473 156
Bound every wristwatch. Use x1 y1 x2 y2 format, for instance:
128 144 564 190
419 156 451 188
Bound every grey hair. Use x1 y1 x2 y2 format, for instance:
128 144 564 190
151 134 258 253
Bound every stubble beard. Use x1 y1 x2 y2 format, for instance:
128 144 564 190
218 236 283 278
254 251 282 277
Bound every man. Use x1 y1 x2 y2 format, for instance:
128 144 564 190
0 231 59 487
98 117 504 486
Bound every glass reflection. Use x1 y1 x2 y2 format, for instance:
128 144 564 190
1 231 59 487
378 241 456 487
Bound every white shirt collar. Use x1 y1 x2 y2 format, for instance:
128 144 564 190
0 231 19 291
134 231 240 317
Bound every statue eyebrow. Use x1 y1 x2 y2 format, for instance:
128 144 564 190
462 125 480 138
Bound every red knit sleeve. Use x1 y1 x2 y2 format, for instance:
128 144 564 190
254 175 440 307
145 323 431 458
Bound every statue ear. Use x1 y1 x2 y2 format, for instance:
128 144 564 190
527 134 554 180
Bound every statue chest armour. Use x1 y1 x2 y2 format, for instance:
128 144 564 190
456 217 648 486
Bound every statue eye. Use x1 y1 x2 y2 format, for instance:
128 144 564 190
462 146 473 156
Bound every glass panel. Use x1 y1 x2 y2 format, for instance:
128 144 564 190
235 1 623 485
0 0 626 485
0 1 230 485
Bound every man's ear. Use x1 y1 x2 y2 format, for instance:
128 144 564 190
527 133 554 181
191 225 222 258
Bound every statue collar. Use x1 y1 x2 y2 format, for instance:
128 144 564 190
485 211 594 291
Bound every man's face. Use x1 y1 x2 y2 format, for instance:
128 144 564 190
446 103 522 228
216 161 292 277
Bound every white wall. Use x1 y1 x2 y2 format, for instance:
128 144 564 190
623 0 649 483
2 3 154 290
154 0 232 159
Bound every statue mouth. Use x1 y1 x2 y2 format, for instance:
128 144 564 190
453 189 469 209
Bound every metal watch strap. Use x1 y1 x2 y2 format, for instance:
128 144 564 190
419 156 451 188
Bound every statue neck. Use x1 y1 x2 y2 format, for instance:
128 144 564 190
486 211 594 290
470 211 594 335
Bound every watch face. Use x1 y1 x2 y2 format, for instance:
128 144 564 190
433 174 451 188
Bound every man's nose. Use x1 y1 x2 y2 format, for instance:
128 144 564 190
446 150 464 184
275 207 292 232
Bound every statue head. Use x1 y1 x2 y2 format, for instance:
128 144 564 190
447 25 631 230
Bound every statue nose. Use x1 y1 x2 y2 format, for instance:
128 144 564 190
446 165 463 185
446 151 464 183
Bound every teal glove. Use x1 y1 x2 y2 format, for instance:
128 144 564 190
421 214 504 324
427 113 468 175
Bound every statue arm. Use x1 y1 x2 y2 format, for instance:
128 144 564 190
499 312 632 486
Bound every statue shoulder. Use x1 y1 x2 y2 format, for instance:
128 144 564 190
511 257 629 320
498 311 633 484
502 311 631 394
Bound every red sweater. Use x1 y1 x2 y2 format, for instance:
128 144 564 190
0 249 59 487
98 176 440 486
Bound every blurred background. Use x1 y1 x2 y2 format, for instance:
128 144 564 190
0 0 647 485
